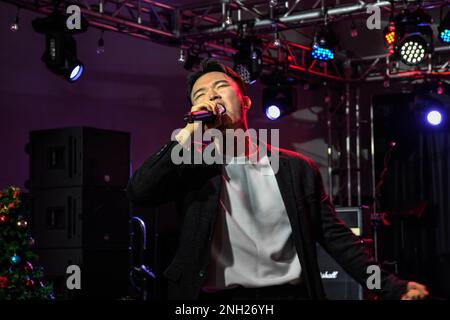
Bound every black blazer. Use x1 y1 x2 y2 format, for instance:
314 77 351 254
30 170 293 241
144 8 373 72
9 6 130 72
126 139 407 300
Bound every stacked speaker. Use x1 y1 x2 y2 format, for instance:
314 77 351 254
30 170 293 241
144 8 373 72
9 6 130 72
316 206 374 300
27 127 131 299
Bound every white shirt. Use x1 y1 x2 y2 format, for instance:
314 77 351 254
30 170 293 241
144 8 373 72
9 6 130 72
202 154 302 291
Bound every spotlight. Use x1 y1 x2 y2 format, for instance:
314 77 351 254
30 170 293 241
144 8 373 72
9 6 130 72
232 36 263 84
426 110 443 126
438 11 450 43
42 33 85 82
272 33 281 47
10 7 19 32
178 48 186 63
70 64 84 81
262 85 296 120
310 25 338 61
10 17 19 32
266 105 281 120
414 90 449 129
32 11 88 82
394 9 433 66
97 36 105 55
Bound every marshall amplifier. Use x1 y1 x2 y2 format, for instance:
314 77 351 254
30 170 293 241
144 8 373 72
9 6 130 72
317 206 373 300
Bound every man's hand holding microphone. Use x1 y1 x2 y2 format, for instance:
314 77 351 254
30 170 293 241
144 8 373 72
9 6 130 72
175 101 226 146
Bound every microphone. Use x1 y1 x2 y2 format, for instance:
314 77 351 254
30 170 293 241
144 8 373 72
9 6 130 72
183 103 226 124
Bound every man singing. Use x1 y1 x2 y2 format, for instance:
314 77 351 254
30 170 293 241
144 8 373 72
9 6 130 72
126 59 429 300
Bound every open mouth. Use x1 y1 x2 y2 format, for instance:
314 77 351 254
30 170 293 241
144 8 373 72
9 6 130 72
216 102 226 115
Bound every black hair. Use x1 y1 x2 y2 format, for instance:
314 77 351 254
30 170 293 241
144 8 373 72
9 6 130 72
186 59 247 103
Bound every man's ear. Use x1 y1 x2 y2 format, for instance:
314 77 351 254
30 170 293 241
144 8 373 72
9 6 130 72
243 96 252 110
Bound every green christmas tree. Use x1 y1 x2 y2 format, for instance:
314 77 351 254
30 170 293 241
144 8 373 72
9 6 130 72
0 186 53 300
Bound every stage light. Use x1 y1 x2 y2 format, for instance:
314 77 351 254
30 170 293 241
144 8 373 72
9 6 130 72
438 11 450 43
42 33 85 82
272 32 281 47
426 110 443 126
225 15 232 26
10 7 20 32
310 25 338 61
398 37 427 65
437 81 444 95
262 85 296 120
394 9 433 66
440 29 450 43
97 32 105 55
10 17 19 32
32 11 88 82
96 39 104 55
414 89 449 129
70 64 84 81
311 45 334 61
266 105 281 120
178 49 186 63
232 36 263 84
383 20 396 45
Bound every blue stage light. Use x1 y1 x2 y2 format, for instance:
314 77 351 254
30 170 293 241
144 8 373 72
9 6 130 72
311 45 335 61
426 110 443 126
70 64 83 81
265 105 281 120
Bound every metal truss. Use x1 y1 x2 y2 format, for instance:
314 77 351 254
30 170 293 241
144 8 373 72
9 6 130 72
2 0 450 82
350 46 450 83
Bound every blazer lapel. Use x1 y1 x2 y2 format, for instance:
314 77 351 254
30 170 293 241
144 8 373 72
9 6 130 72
274 156 315 295
274 157 303 242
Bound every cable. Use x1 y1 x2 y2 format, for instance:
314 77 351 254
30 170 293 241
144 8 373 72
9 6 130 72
371 141 396 212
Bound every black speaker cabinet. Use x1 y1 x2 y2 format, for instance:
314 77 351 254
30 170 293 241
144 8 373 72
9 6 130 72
30 188 130 249
27 127 130 189
36 247 129 300
317 206 373 300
